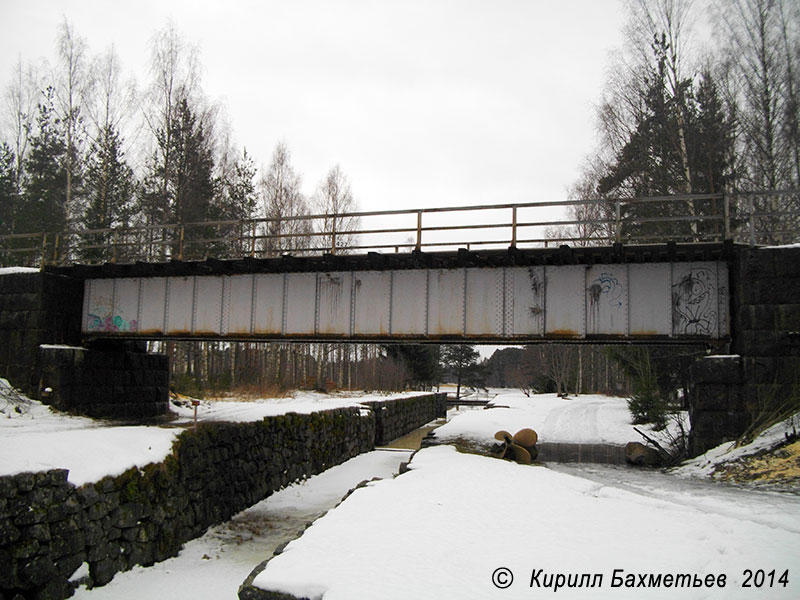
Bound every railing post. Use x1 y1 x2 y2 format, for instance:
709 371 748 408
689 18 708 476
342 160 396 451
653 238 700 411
723 193 730 240
112 229 118 263
330 215 337 254
178 225 185 261
250 221 257 258
52 233 60 265
615 199 621 243
749 195 756 246
511 206 517 247
40 233 48 267
416 210 422 251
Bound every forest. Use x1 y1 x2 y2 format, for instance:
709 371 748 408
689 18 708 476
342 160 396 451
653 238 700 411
1 0 799 402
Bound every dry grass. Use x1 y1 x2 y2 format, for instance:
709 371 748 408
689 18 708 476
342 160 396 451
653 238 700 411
713 440 800 490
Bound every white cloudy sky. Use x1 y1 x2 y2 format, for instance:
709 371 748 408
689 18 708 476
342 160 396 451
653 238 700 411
0 0 627 215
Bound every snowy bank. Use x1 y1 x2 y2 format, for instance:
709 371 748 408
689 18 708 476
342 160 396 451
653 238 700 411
674 412 800 480
252 445 800 600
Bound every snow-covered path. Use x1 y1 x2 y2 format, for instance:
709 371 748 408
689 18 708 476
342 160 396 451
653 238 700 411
550 463 800 535
434 391 670 447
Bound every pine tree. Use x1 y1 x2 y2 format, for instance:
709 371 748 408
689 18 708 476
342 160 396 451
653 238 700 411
0 144 19 237
18 88 67 237
440 344 484 399
140 97 217 259
82 123 135 262
216 148 257 255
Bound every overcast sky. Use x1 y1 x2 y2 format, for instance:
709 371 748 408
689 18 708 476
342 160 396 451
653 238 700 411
0 0 626 215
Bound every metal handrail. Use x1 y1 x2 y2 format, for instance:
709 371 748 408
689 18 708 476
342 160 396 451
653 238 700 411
1 190 798 267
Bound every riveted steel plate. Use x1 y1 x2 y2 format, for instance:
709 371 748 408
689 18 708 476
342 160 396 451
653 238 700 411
509 266 544 336
193 277 223 334
585 265 628 335
137 278 167 334
628 264 671 336
253 273 284 334
545 265 585 337
427 269 465 336
318 272 352 335
465 268 504 336
353 271 391 335
391 270 428 335
225 275 255 335
285 273 317 335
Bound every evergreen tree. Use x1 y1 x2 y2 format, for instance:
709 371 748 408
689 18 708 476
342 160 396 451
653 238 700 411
382 344 440 389
18 87 67 237
216 148 257 254
82 123 135 262
439 344 485 399
599 43 735 242
0 144 19 237
141 97 217 259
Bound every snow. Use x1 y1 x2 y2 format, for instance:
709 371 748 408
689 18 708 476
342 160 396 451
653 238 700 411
0 395 181 485
169 390 425 424
0 266 38 274
254 445 800 600
434 390 664 447
0 380 422 485
39 344 86 350
71 449 412 599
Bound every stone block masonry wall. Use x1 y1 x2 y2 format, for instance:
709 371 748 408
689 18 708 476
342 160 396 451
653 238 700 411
0 407 375 600
0 271 169 419
37 344 169 419
362 393 447 445
689 246 800 455
0 272 83 397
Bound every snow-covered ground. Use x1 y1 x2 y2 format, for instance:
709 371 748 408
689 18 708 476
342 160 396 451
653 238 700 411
0 383 417 485
254 445 800 600
434 389 673 447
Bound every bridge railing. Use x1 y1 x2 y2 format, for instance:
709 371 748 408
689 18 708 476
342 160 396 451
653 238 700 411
1 190 798 266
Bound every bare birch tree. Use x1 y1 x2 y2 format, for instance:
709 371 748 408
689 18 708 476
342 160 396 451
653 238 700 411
54 19 92 230
259 142 310 255
311 164 359 253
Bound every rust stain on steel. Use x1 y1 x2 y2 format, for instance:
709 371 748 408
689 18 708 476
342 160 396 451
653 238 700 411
546 329 580 337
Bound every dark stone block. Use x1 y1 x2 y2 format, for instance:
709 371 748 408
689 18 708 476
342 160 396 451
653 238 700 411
0 477 16 500
89 557 117 587
0 518 21 546
18 555 57 588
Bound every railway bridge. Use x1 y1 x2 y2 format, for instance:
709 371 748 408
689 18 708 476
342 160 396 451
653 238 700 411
1 192 799 454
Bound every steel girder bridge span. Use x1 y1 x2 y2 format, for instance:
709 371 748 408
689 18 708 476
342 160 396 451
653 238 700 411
68 244 731 345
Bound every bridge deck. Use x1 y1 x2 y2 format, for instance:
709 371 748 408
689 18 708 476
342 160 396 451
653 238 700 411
46 241 735 280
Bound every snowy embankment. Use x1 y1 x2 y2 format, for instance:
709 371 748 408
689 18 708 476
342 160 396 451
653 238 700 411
435 390 672 448
0 380 413 485
674 413 800 479
253 445 800 600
